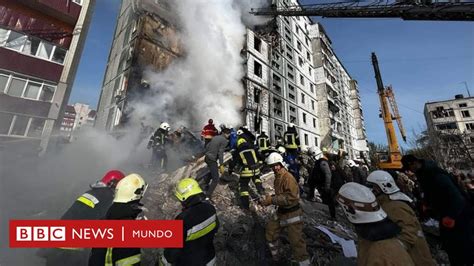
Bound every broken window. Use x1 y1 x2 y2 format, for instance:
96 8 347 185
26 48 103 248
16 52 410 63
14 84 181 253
467 123 474 130
254 36 262 52
436 123 457 130
461 110 470 118
273 84 281 94
254 61 262 78
273 74 281 83
459 103 467 108
254 87 261 103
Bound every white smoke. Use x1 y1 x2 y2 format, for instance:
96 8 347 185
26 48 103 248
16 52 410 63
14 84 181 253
131 0 270 130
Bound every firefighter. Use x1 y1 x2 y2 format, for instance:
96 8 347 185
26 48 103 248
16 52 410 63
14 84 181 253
366 170 435 266
39 170 125 266
307 147 335 219
283 123 300 156
162 178 219 265
148 122 171 171
201 119 218 147
261 152 310 265
89 173 148 266
256 131 270 154
336 182 415 266
237 125 256 143
233 137 264 209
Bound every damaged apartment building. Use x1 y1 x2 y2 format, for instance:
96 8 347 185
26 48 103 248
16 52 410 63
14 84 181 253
96 0 368 160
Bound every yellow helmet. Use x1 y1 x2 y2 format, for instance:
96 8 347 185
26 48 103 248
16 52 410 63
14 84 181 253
175 178 203 202
237 137 246 147
114 173 148 203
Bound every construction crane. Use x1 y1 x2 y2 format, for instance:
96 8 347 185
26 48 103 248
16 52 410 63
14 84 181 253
372 52 406 170
250 1 474 21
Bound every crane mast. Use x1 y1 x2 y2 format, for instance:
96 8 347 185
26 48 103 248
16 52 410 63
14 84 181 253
372 52 405 170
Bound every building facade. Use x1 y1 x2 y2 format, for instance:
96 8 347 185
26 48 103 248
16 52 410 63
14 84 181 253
0 0 94 154
59 105 76 138
96 0 368 159
424 94 474 169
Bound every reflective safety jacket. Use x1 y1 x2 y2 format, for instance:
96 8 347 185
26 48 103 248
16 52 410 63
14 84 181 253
283 130 300 150
257 134 270 152
164 200 219 266
89 202 143 266
148 128 168 151
233 140 261 177
201 124 218 140
272 167 302 225
61 184 114 220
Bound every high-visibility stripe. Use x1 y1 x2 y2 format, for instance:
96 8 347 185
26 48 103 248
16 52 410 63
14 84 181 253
240 191 249 196
77 196 95 208
186 214 217 241
285 133 298 149
279 216 302 226
254 178 262 183
105 248 113 266
115 254 141 266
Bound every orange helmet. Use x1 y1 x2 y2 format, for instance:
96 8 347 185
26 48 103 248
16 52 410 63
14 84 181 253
101 170 125 187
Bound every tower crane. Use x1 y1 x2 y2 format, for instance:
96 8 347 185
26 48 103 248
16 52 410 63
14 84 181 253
372 52 407 170
250 1 474 21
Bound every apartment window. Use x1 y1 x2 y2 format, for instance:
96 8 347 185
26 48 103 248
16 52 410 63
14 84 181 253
300 75 305 85
37 42 54 60
0 113 13 134
289 93 295 101
285 27 291 35
305 37 309 46
304 134 308 145
459 103 467 108
254 61 262 78
301 93 305 104
436 123 457 130
298 57 303 67
254 36 262 52
314 137 318 146
273 84 282 93
296 27 300 35
467 123 474 130
27 118 45 138
23 81 41 99
283 17 290 24
310 84 314 93
285 34 291 42
10 115 29 136
272 61 280 70
5 31 25 51
288 84 295 92
303 113 307 123
461 110 470 118
297 41 302 51
254 87 261 103
288 72 294 80
273 74 281 83
0 72 56 102
306 52 310 60
311 100 315 110
287 64 294 72
313 118 316 128
7 78 26 97
290 106 296 112
290 115 296 123
308 67 312 76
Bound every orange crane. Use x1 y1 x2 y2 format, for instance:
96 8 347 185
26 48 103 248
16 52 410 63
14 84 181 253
372 52 407 170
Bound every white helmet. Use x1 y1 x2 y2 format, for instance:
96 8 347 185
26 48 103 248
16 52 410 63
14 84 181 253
160 122 170 131
266 152 284 166
347 160 358 168
308 146 322 158
236 129 244 135
336 182 387 224
366 170 400 195
277 146 286 154
114 173 148 203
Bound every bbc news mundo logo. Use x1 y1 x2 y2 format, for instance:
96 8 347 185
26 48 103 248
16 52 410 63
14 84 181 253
10 220 183 248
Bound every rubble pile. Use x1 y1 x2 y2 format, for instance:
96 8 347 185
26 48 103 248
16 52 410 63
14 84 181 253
140 154 359 265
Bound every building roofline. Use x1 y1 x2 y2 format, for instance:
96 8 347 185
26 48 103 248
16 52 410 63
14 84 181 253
425 96 474 105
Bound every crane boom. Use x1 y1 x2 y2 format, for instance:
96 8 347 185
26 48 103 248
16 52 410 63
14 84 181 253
372 53 403 170
250 1 474 21
386 86 407 142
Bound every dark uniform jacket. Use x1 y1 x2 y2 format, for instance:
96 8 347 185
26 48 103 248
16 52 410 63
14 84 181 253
309 157 332 190
256 133 270 151
232 140 261 177
283 128 300 150
164 197 219 266
148 128 168 151
61 184 114 220
89 202 144 266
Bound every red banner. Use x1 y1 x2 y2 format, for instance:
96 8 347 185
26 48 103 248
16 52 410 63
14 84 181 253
9 220 183 248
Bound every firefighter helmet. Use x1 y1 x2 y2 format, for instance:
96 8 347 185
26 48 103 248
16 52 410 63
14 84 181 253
101 170 125 187
114 173 148 203
308 146 322 158
266 152 284 166
336 182 387 224
277 146 286 154
175 178 203 202
160 122 170 131
366 170 400 195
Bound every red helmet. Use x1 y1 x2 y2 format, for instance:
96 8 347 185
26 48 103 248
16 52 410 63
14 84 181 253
101 170 125 187
208 119 213 124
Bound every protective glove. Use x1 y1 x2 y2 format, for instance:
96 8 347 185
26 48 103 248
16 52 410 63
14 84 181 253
260 194 273 206
219 165 225 175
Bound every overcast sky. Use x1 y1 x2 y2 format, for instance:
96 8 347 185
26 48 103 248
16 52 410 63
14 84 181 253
70 1 474 146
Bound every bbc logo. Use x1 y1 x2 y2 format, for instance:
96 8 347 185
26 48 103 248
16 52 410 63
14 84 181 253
16 227 66 241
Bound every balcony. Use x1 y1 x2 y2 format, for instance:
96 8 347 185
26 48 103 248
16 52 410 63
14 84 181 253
16 0 82 24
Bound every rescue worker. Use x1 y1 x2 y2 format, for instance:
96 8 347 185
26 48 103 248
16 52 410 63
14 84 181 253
336 182 415 266
163 178 219 265
148 122 171 171
237 125 256 143
201 119 218 147
308 147 335 219
233 137 264 209
261 152 310 265
366 170 435 266
40 170 125 266
203 128 230 197
347 160 364 185
283 123 300 156
256 131 270 154
401 155 474 265
89 173 148 266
